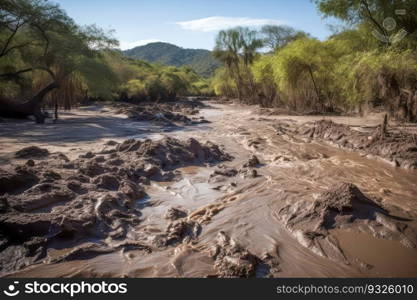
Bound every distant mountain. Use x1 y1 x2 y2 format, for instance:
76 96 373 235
123 42 220 77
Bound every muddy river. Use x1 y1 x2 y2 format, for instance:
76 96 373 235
1 101 417 277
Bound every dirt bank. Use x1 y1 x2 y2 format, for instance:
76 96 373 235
295 120 417 169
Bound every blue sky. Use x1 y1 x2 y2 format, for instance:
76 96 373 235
53 0 336 50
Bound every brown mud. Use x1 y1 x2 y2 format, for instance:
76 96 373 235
0 135 230 274
295 120 417 169
0 100 417 278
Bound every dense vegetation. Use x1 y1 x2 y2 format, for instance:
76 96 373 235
0 0 212 123
2 0 417 123
212 0 417 122
123 42 220 77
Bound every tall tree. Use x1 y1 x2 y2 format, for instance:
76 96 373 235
213 27 263 101
314 0 417 46
261 25 309 51
0 0 117 122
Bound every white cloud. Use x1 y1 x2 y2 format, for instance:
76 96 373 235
119 39 162 50
176 16 284 32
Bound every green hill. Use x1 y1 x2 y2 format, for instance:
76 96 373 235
123 42 220 77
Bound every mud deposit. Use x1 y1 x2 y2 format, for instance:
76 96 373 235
296 120 417 169
1 101 417 278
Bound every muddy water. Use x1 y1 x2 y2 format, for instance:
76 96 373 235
6 102 417 278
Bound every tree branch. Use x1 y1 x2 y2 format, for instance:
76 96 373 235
0 41 32 57
0 66 56 80
0 20 24 58
360 0 388 39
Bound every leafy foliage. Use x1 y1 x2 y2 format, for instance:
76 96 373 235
0 0 212 122
213 3 417 121
261 25 309 51
107 52 213 102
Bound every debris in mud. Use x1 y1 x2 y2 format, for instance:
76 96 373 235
209 159 261 183
93 174 120 190
297 120 417 169
0 136 231 275
210 231 261 278
117 137 232 171
243 155 260 168
210 167 238 178
164 207 187 220
165 219 201 245
15 146 49 159
150 218 202 247
240 168 258 178
0 167 39 195
112 100 210 126
278 183 417 261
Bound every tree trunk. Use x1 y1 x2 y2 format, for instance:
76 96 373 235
0 81 59 123
54 98 59 120
307 66 322 111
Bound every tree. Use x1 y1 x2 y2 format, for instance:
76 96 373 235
212 27 263 101
261 25 309 51
314 0 417 47
271 38 339 112
0 0 117 122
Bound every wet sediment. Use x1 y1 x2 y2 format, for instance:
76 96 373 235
1 101 417 278
0 136 230 275
293 120 417 169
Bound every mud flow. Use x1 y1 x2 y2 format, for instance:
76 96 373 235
0 100 416 278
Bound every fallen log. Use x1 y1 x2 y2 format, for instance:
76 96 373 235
0 81 59 123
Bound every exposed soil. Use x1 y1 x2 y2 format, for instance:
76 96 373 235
1 100 416 278
111 99 210 126
295 120 417 169
0 135 230 274
278 183 417 262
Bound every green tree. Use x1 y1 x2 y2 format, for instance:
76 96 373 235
213 27 263 102
0 0 117 122
314 0 417 47
261 25 309 51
